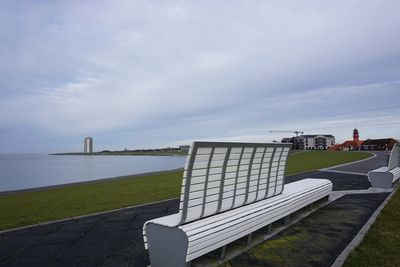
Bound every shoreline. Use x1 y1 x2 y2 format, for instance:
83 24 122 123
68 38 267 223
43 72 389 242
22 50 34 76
0 168 184 196
2 151 373 196
51 152 188 157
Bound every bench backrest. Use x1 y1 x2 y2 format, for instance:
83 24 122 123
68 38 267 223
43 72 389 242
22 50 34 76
179 141 291 224
388 143 400 170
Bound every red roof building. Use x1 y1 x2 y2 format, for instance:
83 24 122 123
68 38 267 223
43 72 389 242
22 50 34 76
330 129 398 151
330 129 364 151
360 138 398 151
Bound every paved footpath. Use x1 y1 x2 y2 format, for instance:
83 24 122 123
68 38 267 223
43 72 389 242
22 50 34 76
0 200 179 266
0 151 391 266
324 151 388 174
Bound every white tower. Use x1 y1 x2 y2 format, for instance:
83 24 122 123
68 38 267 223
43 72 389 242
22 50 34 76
84 137 93 153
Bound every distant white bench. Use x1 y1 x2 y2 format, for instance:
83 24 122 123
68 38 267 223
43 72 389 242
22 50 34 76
368 143 400 188
143 141 332 267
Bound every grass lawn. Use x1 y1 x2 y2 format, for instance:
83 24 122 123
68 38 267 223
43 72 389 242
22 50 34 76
344 187 400 266
285 150 371 174
0 150 371 231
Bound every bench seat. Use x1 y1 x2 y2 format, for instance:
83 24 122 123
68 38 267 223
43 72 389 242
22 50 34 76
368 167 400 188
368 144 400 188
144 178 332 266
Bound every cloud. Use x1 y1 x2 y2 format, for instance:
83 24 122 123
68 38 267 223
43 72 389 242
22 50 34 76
0 0 400 152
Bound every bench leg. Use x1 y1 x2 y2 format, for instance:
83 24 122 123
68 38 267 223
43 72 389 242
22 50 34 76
247 233 253 244
219 246 226 260
310 203 314 210
284 215 290 225
186 261 191 267
267 224 272 234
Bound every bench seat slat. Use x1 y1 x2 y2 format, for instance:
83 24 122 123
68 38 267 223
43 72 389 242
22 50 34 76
179 179 329 232
187 185 330 250
181 179 330 236
185 186 329 239
186 186 330 259
186 186 326 261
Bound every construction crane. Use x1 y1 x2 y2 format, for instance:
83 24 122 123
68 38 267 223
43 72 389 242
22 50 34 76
269 130 304 137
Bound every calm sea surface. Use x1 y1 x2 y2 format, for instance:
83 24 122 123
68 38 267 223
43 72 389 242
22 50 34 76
0 154 186 192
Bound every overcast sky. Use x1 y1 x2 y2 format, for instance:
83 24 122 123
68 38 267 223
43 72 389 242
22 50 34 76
1 0 400 153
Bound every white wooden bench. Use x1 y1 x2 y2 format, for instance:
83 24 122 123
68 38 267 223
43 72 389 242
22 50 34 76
143 141 332 267
368 143 400 188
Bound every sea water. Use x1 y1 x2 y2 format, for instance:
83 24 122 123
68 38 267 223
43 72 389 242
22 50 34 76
0 154 186 192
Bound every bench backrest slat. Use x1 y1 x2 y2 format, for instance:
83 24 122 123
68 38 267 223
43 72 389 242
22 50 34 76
179 141 291 224
388 143 400 170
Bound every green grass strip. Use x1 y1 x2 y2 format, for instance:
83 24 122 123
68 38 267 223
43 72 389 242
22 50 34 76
285 150 371 175
0 151 371 231
344 188 400 266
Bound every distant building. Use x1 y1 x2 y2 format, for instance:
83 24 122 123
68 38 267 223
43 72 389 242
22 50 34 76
330 129 364 151
297 134 335 150
359 138 398 151
281 137 300 150
330 129 398 151
84 137 93 153
281 135 335 150
179 145 190 151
